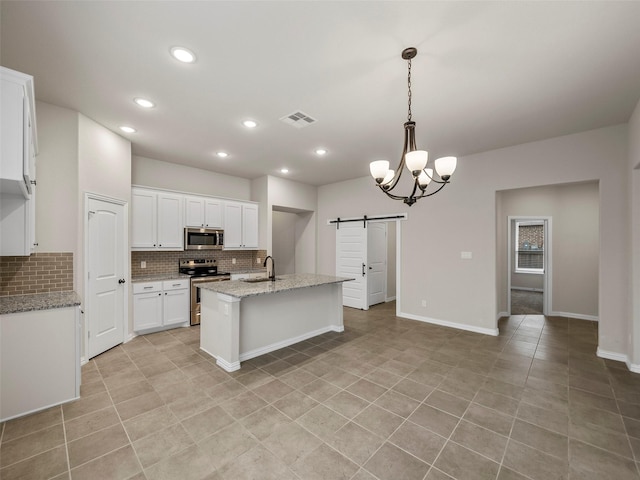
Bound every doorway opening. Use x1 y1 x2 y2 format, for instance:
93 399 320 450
508 216 551 315
333 215 404 314
271 206 315 274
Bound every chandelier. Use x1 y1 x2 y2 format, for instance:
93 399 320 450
369 47 457 206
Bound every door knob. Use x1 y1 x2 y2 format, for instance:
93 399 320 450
118 279 126 284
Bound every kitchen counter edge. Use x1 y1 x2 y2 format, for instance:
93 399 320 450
198 273 355 299
0 291 82 315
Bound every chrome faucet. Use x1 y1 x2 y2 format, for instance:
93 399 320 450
263 256 276 281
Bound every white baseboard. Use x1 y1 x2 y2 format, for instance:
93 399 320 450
550 311 598 322
0 394 80 423
239 325 343 362
596 347 637 370
385 296 397 303
399 311 499 336
497 311 509 320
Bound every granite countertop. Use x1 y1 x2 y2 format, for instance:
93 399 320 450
0 291 82 315
228 268 267 275
132 273 190 283
199 273 354 299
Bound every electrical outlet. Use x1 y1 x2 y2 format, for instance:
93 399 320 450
256 257 261 264
232 258 236 264
461 251 473 259
140 261 146 268
421 299 427 307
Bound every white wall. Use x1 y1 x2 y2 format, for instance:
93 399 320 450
34 101 78 256
318 125 629 351
497 183 599 318
272 211 296 274
629 99 640 367
132 155 251 200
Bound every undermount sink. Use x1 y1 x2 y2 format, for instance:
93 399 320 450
242 277 279 283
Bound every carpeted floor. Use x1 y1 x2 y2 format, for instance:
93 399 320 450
510 289 543 315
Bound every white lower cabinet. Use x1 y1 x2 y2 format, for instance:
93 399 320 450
133 279 189 332
1 306 80 422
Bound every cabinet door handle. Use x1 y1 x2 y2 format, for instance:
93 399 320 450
362 263 366 277
143 286 153 289
118 279 126 284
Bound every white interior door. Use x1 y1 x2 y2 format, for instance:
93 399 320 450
87 196 126 359
367 222 387 306
336 222 368 310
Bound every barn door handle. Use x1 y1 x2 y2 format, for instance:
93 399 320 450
362 263 366 277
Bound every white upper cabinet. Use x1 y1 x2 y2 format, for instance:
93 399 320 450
1 67 38 198
131 187 183 250
157 192 183 249
1 67 38 256
131 186 259 251
224 201 259 250
184 196 223 228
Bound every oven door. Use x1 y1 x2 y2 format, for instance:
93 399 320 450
190 276 230 325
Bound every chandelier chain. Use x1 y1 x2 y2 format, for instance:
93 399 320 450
407 59 412 122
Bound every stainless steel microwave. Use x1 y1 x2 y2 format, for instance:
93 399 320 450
184 228 224 250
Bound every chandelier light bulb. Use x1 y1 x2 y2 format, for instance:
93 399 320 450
405 150 428 175
435 156 457 180
369 160 390 183
418 169 433 187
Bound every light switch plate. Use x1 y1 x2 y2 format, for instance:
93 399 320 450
461 251 472 259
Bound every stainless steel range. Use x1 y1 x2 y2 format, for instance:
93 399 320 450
179 259 230 326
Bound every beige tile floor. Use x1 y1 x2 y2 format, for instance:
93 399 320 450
2 302 640 479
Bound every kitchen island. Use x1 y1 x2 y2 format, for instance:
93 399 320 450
198 273 353 371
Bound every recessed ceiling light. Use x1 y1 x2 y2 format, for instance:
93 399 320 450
280 168 289 174
216 151 229 158
242 120 258 128
170 46 196 63
134 97 155 108
119 126 136 133
315 148 327 156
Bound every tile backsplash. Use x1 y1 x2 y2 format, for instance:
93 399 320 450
131 250 267 278
0 252 74 296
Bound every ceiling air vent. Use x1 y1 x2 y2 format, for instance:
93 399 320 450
280 111 317 129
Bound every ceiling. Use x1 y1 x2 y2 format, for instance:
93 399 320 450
2 1 640 187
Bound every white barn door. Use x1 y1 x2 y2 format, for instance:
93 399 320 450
336 222 368 310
